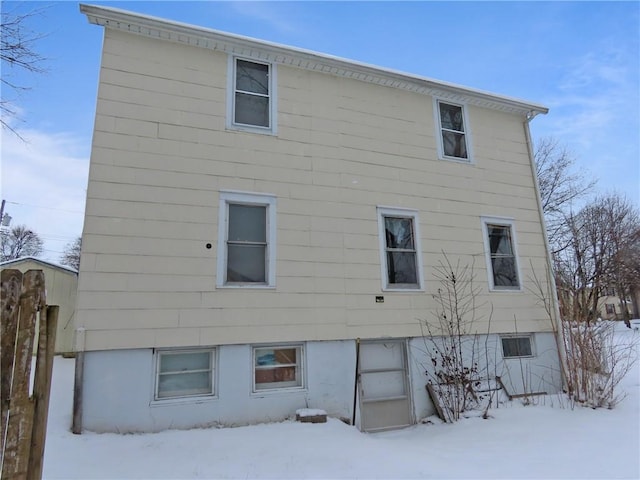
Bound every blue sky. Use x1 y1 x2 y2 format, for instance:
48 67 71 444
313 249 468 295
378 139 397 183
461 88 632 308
1 1 639 262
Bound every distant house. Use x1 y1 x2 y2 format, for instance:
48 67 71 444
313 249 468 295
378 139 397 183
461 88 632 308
0 256 77 355
598 287 633 321
74 4 563 433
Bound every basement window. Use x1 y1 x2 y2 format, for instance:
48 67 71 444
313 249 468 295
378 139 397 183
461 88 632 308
253 345 304 392
501 336 533 358
155 349 215 400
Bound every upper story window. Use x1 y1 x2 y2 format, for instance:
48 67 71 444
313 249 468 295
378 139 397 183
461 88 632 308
377 207 424 291
228 57 277 134
217 191 277 288
435 100 471 162
481 217 521 291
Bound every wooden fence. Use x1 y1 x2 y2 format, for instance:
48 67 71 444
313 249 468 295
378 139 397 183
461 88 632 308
1 269 59 480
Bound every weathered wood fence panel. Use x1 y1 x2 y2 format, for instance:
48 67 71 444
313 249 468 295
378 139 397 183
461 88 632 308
1 269 58 480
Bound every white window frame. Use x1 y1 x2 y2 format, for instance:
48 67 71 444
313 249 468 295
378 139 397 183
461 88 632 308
226 56 278 135
252 344 305 393
217 191 277 288
481 216 522 292
501 335 535 359
377 206 424 291
154 348 216 401
605 303 616 315
433 98 473 163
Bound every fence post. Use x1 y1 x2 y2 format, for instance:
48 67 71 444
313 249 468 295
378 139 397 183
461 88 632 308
0 270 46 479
28 305 58 479
1 269 23 469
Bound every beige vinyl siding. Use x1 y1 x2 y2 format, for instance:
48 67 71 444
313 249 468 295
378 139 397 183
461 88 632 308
76 29 553 350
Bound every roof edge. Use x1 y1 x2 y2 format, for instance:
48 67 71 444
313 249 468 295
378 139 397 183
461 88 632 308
79 3 548 118
0 256 78 275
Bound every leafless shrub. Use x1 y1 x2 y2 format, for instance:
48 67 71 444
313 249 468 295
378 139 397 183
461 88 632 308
419 254 493 421
530 263 638 409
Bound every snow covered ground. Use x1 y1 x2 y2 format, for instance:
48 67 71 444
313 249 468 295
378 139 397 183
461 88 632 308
43 324 640 479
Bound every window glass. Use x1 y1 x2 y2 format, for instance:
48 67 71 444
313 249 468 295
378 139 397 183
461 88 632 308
386 252 418 284
160 351 209 373
384 216 418 286
501 337 533 358
228 205 266 242
385 217 414 249
254 346 302 391
218 192 276 287
236 60 269 94
234 59 270 128
487 224 519 288
227 244 266 282
226 204 267 283
157 350 213 399
439 103 464 131
442 131 468 158
235 93 269 127
438 101 468 160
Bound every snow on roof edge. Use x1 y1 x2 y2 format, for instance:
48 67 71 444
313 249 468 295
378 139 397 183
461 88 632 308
79 3 548 117
0 256 78 274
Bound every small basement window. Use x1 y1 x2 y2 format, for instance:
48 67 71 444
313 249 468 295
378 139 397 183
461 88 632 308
501 336 533 358
155 349 215 400
253 345 304 392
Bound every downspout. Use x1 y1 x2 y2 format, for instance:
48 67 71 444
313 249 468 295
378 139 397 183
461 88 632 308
523 113 569 390
72 327 85 434
352 338 360 426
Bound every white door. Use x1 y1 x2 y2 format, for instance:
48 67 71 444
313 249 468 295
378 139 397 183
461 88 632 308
358 339 412 432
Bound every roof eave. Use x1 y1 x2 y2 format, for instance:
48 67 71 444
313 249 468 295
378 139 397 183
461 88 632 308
79 3 548 118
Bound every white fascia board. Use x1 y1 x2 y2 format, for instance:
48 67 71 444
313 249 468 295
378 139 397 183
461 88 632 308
79 3 548 118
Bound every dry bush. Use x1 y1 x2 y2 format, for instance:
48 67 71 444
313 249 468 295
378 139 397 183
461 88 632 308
419 254 495 421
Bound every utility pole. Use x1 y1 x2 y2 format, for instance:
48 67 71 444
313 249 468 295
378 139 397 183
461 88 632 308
1 200 12 227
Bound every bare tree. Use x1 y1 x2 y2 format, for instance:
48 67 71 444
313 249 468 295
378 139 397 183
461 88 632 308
1 5 48 136
553 193 640 324
60 236 82 270
534 137 595 254
616 228 640 318
0 225 44 261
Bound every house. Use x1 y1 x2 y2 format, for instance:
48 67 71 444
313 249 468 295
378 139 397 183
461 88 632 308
74 4 563 433
0 257 77 355
598 286 633 321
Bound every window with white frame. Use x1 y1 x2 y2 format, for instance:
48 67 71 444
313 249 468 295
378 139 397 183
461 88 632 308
253 345 304 391
435 100 470 161
228 57 276 133
377 207 423 290
155 349 215 400
481 217 521 290
605 303 616 315
217 191 276 287
501 336 533 358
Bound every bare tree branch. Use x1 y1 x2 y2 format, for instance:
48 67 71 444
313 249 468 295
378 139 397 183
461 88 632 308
1 4 49 135
0 224 44 260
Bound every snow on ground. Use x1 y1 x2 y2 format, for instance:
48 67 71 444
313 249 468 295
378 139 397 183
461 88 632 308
43 324 640 479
